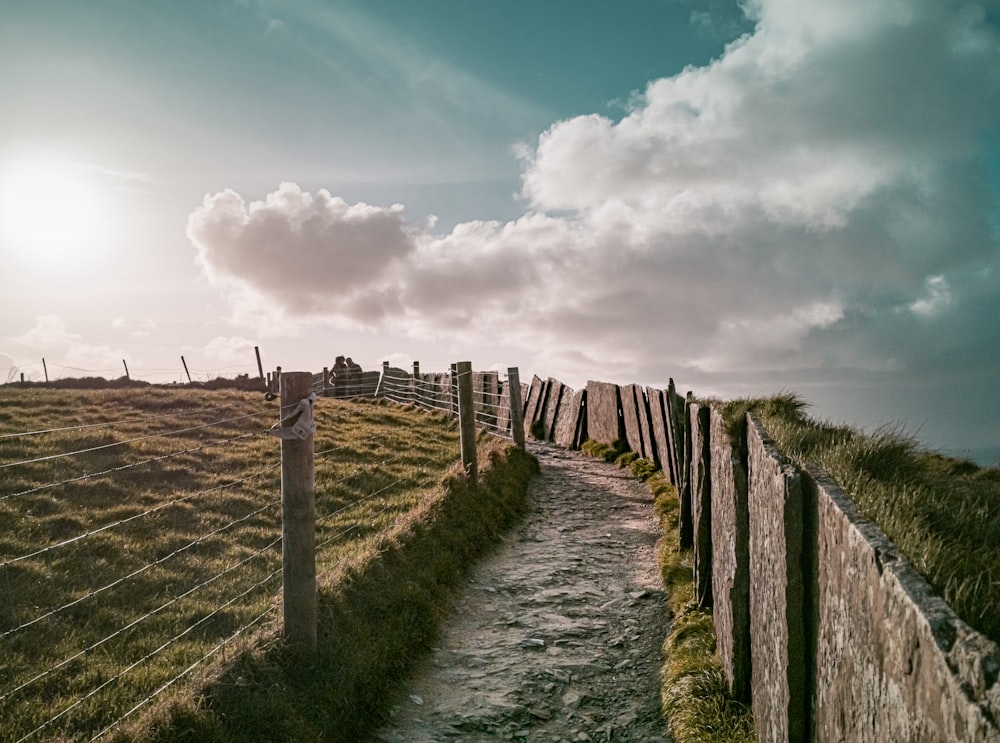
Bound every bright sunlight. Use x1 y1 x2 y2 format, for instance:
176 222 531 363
0 152 113 263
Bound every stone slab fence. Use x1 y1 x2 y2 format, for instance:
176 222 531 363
517 372 999 742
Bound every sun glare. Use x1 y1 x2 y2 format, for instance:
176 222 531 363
0 153 113 263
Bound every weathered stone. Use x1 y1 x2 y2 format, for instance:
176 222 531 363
664 386 694 549
637 389 656 465
805 463 1000 742
524 376 546 435
475 372 500 427
690 403 712 607
620 384 647 458
377 366 411 401
496 382 511 435
747 414 806 743
710 409 750 703
584 381 623 446
541 379 566 440
645 388 673 480
554 388 584 449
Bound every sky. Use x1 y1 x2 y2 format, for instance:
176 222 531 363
1 0 999 464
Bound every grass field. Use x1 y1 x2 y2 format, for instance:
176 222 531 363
0 386 523 742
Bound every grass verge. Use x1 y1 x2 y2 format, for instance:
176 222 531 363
110 434 538 742
578 441 756 742
721 394 1000 643
0 387 535 741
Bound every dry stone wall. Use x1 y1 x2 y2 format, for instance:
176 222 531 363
805 463 1000 742
506 368 1000 742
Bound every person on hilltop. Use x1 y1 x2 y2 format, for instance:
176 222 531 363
345 357 363 397
331 355 348 398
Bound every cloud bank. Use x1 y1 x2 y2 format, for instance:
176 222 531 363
189 0 1000 395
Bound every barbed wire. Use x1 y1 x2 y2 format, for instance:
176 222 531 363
1 463 280 569
0 410 272 470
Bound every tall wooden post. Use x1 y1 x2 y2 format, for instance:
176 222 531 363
322 367 330 398
507 367 526 449
181 356 192 383
280 371 317 654
255 345 265 380
455 361 478 484
122 359 130 379
412 361 420 407
42 358 48 383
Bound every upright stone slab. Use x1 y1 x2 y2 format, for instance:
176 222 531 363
496 381 511 435
710 409 751 703
475 371 499 427
585 381 623 446
806 463 1000 742
678 395 694 550
690 403 712 607
541 379 566 440
378 366 411 402
637 389 656 464
748 414 806 743
667 380 686 481
553 387 583 449
620 384 647 458
646 388 674 480
523 375 545 435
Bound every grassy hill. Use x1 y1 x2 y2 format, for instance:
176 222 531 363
0 386 535 742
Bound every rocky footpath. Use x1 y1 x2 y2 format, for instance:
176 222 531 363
374 443 672 742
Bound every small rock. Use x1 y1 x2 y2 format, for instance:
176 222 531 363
517 637 546 649
409 695 423 705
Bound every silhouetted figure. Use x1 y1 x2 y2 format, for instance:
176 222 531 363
345 357 362 397
332 355 348 398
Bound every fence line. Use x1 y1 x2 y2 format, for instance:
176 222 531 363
0 362 525 740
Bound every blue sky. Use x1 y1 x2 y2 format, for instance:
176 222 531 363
1 0 999 463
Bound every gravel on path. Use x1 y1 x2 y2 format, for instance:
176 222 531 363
374 442 672 742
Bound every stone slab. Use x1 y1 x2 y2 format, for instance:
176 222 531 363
710 408 751 703
377 366 411 401
646 388 672 479
620 384 647 458
584 381 623 446
524 376 545 435
496 381 511 435
541 379 566 440
690 403 712 607
637 388 656 464
748 414 806 743
554 387 583 449
677 390 693 550
474 372 499 427
805 463 1000 742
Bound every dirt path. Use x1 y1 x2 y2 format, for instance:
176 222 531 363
374 443 672 743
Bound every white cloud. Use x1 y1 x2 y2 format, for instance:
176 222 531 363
189 0 1000 404
11 316 131 376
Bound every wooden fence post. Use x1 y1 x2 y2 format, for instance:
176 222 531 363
507 367 526 449
279 371 317 654
455 361 478 484
450 362 459 416
322 367 330 398
412 361 420 408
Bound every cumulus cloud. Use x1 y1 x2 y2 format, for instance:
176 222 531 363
188 182 418 320
190 0 1000 407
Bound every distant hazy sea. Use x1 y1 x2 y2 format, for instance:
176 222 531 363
941 447 1000 468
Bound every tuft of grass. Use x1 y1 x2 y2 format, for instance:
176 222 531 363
580 438 630 463
661 607 756 743
745 399 1000 643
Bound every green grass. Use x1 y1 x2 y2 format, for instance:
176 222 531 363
579 440 756 742
0 387 535 742
725 394 1000 643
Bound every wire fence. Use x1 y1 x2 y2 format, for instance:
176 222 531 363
0 366 498 742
